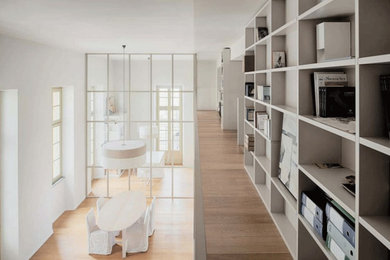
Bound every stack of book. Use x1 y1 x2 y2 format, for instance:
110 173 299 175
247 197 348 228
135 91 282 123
300 190 355 260
300 191 327 240
325 202 355 260
255 111 270 137
246 108 255 121
312 72 355 118
256 85 270 101
244 134 254 152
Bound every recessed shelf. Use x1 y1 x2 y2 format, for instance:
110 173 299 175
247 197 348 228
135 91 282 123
272 20 296 36
271 177 297 211
254 127 270 141
299 164 355 217
272 105 297 118
360 216 390 250
256 183 270 210
299 0 355 20
270 66 297 72
254 99 271 107
254 154 271 175
359 54 390 65
244 96 256 102
298 58 356 70
271 212 297 258
298 215 336 260
299 115 355 141
244 164 255 182
360 137 390 157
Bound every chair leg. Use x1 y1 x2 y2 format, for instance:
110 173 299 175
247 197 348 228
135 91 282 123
122 228 127 258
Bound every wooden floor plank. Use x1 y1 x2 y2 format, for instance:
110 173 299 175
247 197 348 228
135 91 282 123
197 111 292 260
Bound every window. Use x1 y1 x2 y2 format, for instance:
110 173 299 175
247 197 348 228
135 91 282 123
52 88 62 183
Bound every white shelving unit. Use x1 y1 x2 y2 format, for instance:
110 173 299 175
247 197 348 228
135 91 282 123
242 0 390 259
218 48 244 130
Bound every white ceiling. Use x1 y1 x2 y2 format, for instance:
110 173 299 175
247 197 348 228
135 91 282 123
0 0 265 60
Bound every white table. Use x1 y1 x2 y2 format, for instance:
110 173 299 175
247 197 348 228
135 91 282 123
97 191 147 258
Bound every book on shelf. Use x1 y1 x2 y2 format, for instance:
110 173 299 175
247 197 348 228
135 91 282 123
254 111 268 130
246 108 255 121
327 221 355 260
272 51 286 68
380 75 390 138
319 87 355 117
278 114 298 199
326 202 355 247
301 204 326 239
244 134 254 151
312 72 348 117
326 236 350 260
257 27 268 41
245 82 254 97
256 85 270 101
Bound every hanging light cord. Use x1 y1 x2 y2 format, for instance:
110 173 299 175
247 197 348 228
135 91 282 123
122 45 126 145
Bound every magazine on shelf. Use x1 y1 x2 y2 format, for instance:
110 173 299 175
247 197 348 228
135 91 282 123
278 113 298 199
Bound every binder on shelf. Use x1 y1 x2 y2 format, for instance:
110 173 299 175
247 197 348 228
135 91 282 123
319 86 355 118
326 236 350 260
327 221 355 260
301 204 326 239
301 191 328 224
326 203 355 247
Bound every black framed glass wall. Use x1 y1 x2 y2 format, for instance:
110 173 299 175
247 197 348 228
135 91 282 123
86 54 195 198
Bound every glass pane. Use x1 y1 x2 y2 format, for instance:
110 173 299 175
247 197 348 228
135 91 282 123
108 122 123 141
159 97 168 107
87 54 107 91
89 167 107 197
173 109 181 121
152 167 172 197
87 92 107 121
182 93 193 121
87 122 107 167
130 168 150 197
131 55 150 91
159 110 168 121
173 167 193 197
130 92 150 121
53 106 60 122
53 159 61 179
53 91 60 106
109 54 129 92
174 54 194 91
109 169 130 197
53 142 60 161
152 55 172 91
107 92 129 122
53 126 60 143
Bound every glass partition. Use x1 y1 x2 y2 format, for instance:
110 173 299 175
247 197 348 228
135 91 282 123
86 53 195 198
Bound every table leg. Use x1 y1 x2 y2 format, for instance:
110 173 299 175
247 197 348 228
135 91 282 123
122 228 127 258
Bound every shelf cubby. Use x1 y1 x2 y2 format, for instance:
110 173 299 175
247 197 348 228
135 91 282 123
270 181 298 258
359 63 390 155
298 15 355 66
359 0 390 58
299 120 355 216
271 70 298 112
359 223 390 259
253 156 271 209
299 0 355 20
245 26 255 50
272 23 298 69
298 216 333 260
271 0 297 32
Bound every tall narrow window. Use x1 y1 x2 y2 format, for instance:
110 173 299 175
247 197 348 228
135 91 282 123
52 88 62 183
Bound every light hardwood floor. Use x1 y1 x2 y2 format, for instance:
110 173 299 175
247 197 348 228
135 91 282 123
197 111 292 260
32 198 194 259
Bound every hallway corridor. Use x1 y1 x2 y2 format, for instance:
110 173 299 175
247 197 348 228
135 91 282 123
197 111 291 260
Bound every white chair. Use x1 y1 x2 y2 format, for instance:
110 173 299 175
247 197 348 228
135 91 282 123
96 198 120 237
123 206 150 255
86 208 116 255
148 197 156 236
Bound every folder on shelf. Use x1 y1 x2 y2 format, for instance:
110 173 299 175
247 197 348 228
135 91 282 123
326 236 350 260
327 220 355 260
326 203 355 247
301 190 328 224
301 204 326 239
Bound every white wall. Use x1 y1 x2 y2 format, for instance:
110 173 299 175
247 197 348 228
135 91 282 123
197 60 217 110
0 34 85 260
0 90 19 260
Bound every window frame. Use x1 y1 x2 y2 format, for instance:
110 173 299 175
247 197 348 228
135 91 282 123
52 87 63 184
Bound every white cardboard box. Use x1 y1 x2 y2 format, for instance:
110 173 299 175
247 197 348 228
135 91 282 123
316 22 351 62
